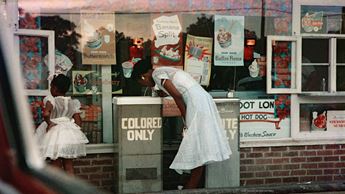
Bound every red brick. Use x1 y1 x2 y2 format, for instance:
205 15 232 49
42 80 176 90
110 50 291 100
324 156 339 161
289 146 306 151
240 153 245 158
307 169 322 175
82 167 101 173
317 176 333 181
246 153 263 158
300 151 316 156
267 165 283 171
318 163 334 168
291 170 306 176
253 147 270 152
240 172 254 178
324 169 340 175
325 145 340 149
335 150 345 155
265 178 282 184
240 148 252 152
101 179 114 186
272 158 289 164
334 175 345 181
291 157 306 163
271 147 287 152
273 171 290 176
256 158 273 164
306 157 323 162
283 164 299 170
88 180 101 186
76 174 89 180
335 162 345 168
264 152 282 157
301 163 317 169
306 145 323 150
300 176 316 182
255 171 271 177
282 152 298 157
247 165 265 171
92 159 113 165
246 179 264 185
90 174 110 180
74 160 91 166
282 177 299 183
240 166 247 171
241 159 254 165
103 166 115 172
317 150 333 156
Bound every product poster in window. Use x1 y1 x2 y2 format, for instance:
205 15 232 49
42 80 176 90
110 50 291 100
300 6 326 34
81 13 116 65
240 98 290 140
72 71 101 95
184 34 212 86
214 15 244 66
151 15 183 68
326 110 345 132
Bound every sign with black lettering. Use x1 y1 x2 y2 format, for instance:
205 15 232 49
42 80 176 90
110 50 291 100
240 99 289 139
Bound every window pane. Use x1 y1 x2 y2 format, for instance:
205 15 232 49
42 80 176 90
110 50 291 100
19 35 49 90
271 41 295 89
302 39 328 63
337 39 345 63
302 66 328 92
337 66 345 91
300 103 345 132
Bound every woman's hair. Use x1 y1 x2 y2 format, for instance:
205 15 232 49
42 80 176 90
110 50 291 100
131 58 152 80
51 74 71 94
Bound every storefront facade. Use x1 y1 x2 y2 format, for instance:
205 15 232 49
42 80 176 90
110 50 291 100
3 0 345 192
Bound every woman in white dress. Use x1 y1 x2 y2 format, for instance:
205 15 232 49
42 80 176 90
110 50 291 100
35 74 89 174
131 59 231 189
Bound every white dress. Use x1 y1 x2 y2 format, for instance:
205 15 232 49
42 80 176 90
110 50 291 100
152 67 232 174
35 95 89 160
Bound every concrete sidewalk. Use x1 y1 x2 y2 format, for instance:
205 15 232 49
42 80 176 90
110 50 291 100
145 181 345 194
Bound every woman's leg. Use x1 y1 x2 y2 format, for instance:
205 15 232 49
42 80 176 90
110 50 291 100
50 158 62 170
62 158 74 175
184 166 205 189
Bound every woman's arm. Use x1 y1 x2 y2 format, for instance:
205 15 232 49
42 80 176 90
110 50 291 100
43 101 56 130
162 79 186 119
72 113 82 127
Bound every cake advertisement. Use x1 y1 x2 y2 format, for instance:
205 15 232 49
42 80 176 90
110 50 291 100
72 70 101 95
184 34 212 86
214 15 244 66
151 15 183 68
81 13 116 65
300 6 326 34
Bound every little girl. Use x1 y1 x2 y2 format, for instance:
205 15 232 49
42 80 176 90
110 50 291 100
35 74 89 174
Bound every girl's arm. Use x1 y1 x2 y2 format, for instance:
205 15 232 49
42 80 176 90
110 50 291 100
43 101 56 130
72 113 82 127
162 79 186 119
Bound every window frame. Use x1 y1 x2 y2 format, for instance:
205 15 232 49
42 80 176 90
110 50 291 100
14 29 55 96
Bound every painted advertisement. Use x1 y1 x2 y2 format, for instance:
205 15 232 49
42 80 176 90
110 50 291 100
327 110 345 132
184 34 212 86
81 13 116 65
214 15 244 66
151 15 183 68
240 99 290 139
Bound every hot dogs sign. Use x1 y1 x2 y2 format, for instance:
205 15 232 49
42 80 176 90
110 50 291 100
240 99 290 139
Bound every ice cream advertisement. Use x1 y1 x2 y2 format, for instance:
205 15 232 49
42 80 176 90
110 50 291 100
214 15 244 66
81 13 116 65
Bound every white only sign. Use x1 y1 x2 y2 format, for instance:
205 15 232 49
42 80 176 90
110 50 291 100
152 15 182 48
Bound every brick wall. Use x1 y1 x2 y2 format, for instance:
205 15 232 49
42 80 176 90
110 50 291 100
74 153 117 192
240 144 345 186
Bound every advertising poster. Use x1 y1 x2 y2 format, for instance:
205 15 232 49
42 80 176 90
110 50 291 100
300 6 326 34
214 15 244 66
151 15 183 68
327 110 345 132
72 71 101 95
240 99 290 140
81 13 116 65
184 34 212 86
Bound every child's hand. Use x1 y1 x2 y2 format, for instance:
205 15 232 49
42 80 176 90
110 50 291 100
47 122 57 131
157 90 168 97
